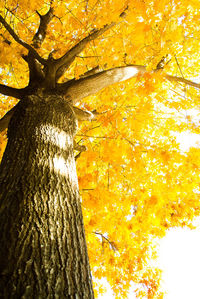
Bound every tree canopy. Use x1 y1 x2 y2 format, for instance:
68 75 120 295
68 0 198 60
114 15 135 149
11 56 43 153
0 0 200 298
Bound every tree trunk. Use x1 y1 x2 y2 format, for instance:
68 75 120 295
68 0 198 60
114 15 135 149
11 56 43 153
0 94 94 299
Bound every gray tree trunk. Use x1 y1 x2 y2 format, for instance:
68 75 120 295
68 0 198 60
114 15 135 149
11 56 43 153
0 94 94 298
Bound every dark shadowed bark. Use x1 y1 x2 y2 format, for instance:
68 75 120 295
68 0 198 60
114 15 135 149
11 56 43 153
0 94 94 298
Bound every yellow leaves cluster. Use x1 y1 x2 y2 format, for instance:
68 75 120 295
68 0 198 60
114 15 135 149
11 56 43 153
3 0 45 13
76 74 200 296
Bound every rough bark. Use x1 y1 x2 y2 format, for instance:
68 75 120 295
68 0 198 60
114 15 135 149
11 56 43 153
0 94 94 299
57 65 146 103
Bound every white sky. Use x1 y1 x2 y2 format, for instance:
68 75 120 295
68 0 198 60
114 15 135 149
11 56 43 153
158 227 200 299
98 226 200 299
175 131 200 151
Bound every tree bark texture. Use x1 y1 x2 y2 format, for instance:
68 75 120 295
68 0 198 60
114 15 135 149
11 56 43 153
0 94 94 299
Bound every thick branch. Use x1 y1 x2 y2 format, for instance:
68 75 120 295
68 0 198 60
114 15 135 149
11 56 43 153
23 7 54 85
55 8 128 81
23 54 45 86
0 15 46 65
32 7 54 49
0 84 27 99
56 63 200 104
56 65 146 103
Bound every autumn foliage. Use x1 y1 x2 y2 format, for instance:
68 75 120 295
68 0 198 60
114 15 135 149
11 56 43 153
0 0 200 298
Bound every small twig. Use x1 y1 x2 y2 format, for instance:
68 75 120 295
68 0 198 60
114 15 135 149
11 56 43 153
0 33 11 45
94 231 117 251
5 5 19 14
75 152 82 160
76 55 101 59
156 55 171 70
54 15 63 25
174 55 184 78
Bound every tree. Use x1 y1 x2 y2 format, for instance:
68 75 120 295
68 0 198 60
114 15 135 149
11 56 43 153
0 1 200 298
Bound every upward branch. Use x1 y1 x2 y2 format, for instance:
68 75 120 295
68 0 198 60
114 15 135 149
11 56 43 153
0 14 46 65
24 7 54 86
56 64 200 104
32 7 54 49
56 65 146 103
54 8 128 81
